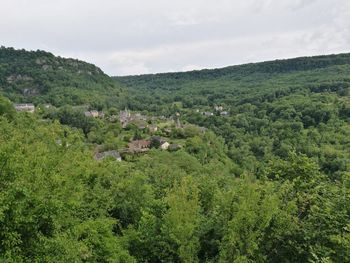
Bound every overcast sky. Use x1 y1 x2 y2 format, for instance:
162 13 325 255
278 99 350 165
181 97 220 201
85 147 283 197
1 0 350 76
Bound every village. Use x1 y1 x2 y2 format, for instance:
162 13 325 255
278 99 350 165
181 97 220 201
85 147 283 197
13 102 230 162
93 107 186 162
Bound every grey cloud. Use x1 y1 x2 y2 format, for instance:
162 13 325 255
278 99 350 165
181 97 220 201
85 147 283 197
1 0 349 75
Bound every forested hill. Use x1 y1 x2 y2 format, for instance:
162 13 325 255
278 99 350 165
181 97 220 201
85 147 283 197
1 47 350 261
115 52 350 84
115 53 350 178
0 46 123 107
114 52 350 115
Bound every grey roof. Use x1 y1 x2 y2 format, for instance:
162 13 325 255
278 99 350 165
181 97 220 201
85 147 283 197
168 144 182 151
151 136 166 144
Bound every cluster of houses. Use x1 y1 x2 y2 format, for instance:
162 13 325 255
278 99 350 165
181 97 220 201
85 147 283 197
202 111 214 116
128 139 151 153
200 105 229 117
94 136 182 162
127 136 178 153
11 103 190 162
13 103 55 113
214 105 229 116
10 102 189 163
119 108 148 128
94 108 184 162
118 108 161 132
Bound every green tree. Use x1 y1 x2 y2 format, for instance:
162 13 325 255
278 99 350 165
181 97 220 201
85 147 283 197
162 176 201 263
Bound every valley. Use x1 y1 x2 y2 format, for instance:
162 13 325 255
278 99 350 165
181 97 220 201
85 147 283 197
0 47 350 262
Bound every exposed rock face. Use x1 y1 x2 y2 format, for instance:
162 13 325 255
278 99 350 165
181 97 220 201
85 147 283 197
42 65 52 71
6 74 33 83
35 58 46 65
23 88 39 96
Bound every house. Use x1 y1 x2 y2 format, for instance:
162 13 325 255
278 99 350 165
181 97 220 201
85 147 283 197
148 125 158 133
128 140 151 152
160 141 170 150
90 110 99 118
119 108 148 128
120 108 132 127
94 150 122 161
43 104 53 109
150 136 166 146
84 110 104 118
220 111 229 116
203 112 214 116
215 106 224 111
84 111 93 117
14 103 35 113
150 136 170 150
120 108 131 121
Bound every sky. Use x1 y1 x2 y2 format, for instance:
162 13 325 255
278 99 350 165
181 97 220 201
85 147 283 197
1 0 350 76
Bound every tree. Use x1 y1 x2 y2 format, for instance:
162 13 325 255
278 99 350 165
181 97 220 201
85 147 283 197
161 176 201 262
0 95 15 119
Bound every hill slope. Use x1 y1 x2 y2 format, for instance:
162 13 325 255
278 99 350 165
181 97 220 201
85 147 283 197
115 53 350 111
0 46 123 107
115 53 350 177
1 48 350 261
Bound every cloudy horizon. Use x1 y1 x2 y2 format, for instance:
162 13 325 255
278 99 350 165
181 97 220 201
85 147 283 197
1 0 350 76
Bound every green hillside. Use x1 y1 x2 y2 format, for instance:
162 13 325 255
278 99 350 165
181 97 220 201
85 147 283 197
1 48 350 262
115 53 350 111
0 46 123 107
115 54 350 177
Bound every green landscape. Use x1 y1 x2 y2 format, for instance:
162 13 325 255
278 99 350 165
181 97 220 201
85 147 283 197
1 46 350 262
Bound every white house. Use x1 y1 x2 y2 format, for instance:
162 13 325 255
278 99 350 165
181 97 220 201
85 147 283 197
203 112 214 116
90 110 99 118
14 103 35 113
160 141 170 150
84 110 103 118
215 106 223 111
149 125 158 133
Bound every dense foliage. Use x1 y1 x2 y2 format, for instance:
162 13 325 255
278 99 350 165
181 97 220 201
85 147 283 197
0 47 350 262
115 54 350 178
1 104 350 262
